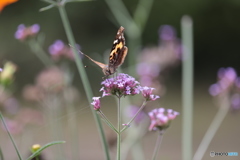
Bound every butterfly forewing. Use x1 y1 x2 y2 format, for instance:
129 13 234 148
78 26 128 77
109 26 128 68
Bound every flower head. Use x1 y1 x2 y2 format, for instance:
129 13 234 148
91 97 101 111
141 86 160 101
15 24 40 41
148 108 179 131
0 61 17 87
100 73 141 97
209 67 237 96
158 25 176 41
48 40 80 61
31 144 41 153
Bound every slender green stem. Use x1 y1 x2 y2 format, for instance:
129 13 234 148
121 100 147 132
193 94 229 160
28 39 53 67
0 145 4 160
181 15 193 160
0 112 22 160
117 96 121 160
151 131 164 160
57 5 110 160
98 110 118 133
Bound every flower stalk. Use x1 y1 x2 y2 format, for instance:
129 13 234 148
121 100 147 133
151 131 164 160
57 5 110 160
28 39 53 67
117 96 121 160
193 94 229 160
0 111 22 160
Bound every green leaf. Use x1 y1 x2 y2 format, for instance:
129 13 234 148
39 4 55 12
26 141 65 160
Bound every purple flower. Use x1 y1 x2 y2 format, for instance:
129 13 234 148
209 83 222 96
209 67 237 96
231 94 240 110
48 40 80 61
31 24 40 34
148 108 179 131
48 40 65 55
15 24 40 41
91 97 101 111
100 73 141 97
140 86 160 101
158 25 176 41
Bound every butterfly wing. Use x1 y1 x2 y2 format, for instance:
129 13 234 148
108 26 128 73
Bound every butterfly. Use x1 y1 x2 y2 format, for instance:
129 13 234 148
80 26 128 77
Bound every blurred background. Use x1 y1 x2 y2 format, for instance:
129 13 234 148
0 0 240 159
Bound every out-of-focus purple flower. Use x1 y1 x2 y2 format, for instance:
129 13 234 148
158 25 176 41
48 40 80 61
140 86 160 101
0 68 3 72
100 73 141 97
125 105 146 125
15 24 40 41
31 24 40 34
137 63 160 78
148 108 179 131
235 77 240 88
209 83 222 96
231 94 240 110
209 67 237 96
91 97 101 111
49 40 65 55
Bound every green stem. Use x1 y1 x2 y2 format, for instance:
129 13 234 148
0 112 22 160
0 145 4 160
193 94 229 160
28 39 53 67
117 96 121 160
57 5 110 160
181 15 193 160
151 131 164 160
121 100 147 132
98 110 118 133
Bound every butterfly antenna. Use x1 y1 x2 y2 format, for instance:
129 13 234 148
69 44 106 69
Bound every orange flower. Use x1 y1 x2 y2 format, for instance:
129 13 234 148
0 0 18 12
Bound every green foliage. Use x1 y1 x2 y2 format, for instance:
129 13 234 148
26 141 65 160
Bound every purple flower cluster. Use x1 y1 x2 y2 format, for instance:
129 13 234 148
100 73 142 97
148 108 179 131
209 67 237 96
48 40 80 61
137 25 181 96
15 24 40 41
141 86 160 101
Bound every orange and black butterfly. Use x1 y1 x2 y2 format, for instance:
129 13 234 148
78 26 128 77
